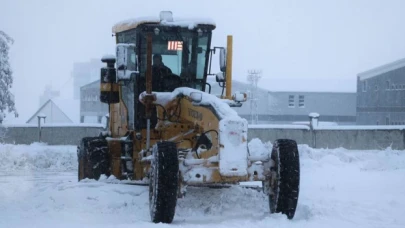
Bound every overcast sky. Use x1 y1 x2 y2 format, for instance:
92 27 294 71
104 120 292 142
2 0 405 123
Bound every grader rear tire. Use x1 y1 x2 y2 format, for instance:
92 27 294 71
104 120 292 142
77 137 110 181
267 139 300 219
149 141 179 224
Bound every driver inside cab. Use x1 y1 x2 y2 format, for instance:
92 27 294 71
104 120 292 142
152 54 172 75
152 54 173 91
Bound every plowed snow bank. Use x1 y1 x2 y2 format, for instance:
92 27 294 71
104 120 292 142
0 143 77 171
1 141 405 172
1 141 405 227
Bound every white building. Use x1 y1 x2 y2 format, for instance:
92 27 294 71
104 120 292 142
26 98 80 124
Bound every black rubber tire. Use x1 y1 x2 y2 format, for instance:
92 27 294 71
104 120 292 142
77 137 110 181
149 141 179 224
78 137 91 181
268 139 300 219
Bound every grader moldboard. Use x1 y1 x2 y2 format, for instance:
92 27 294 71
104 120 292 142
77 11 300 224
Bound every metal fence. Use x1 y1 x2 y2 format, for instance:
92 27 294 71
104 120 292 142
0 124 104 145
1 123 405 150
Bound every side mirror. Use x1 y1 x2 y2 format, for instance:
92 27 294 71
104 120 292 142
190 92 203 103
219 48 227 72
216 72 225 83
116 43 137 81
101 55 116 83
100 55 119 104
232 92 247 102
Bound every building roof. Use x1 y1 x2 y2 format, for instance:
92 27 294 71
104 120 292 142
81 79 100 89
26 98 80 124
112 12 216 33
358 57 405 81
52 98 80 123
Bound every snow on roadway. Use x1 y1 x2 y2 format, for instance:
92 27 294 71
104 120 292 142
0 141 404 228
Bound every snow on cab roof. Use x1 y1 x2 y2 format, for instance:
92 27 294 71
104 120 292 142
112 11 216 33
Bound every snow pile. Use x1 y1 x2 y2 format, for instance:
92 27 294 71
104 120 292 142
0 143 77 171
298 144 405 171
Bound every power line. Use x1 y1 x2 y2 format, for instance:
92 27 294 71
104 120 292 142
56 75 74 92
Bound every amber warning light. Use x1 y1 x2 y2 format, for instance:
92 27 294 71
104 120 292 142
168 41 183 51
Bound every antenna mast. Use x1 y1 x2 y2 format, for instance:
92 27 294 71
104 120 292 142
247 69 262 124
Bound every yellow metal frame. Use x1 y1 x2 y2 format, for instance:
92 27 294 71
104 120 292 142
225 35 233 99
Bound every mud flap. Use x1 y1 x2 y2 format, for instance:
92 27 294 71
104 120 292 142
218 119 248 177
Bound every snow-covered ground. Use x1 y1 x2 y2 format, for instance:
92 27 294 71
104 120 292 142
0 141 404 228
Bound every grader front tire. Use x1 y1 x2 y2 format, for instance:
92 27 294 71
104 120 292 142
149 141 179 224
77 137 110 181
267 139 300 219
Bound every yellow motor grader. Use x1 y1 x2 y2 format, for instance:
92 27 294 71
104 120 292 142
77 11 300 224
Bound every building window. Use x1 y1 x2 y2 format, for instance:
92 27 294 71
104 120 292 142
288 95 295 107
386 81 390 90
391 85 395 90
298 95 305 107
362 81 367 92
386 117 390 125
375 85 379 91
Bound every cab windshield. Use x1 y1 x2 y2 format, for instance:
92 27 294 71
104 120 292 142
138 27 211 91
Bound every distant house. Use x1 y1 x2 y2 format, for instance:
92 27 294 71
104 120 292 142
26 98 80 124
266 91 356 125
357 57 405 125
207 77 356 125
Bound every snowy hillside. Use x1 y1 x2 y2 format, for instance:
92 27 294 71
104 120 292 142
0 141 404 227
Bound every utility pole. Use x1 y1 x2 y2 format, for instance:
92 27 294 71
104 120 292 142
247 69 262 125
37 114 47 142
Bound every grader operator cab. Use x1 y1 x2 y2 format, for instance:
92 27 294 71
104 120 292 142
77 11 300 224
